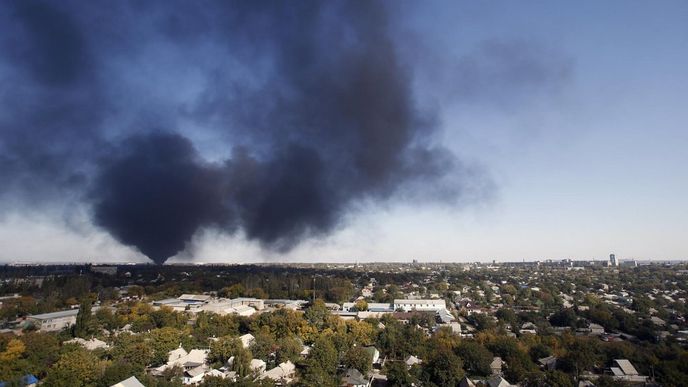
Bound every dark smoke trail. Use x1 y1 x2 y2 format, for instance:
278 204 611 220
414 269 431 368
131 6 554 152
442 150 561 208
0 1 529 263
84 1 466 263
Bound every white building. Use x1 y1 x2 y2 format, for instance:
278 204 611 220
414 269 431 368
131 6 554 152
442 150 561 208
152 347 209 375
610 359 649 384
26 309 79 332
393 299 447 312
250 358 266 373
110 376 145 387
239 333 255 348
260 360 296 384
153 296 263 315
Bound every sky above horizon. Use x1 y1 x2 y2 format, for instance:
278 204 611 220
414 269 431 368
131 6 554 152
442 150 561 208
1 1 687 263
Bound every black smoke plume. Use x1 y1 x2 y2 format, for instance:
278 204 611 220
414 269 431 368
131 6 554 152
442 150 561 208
0 1 507 263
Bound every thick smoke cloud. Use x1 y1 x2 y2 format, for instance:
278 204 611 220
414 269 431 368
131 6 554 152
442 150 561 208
91 133 231 264
0 0 497 263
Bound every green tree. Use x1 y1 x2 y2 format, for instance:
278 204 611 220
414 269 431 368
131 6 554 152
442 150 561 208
457 341 493 376
250 332 277 361
218 283 246 299
422 347 465 386
386 361 414 387
0 338 28 380
231 345 253 377
297 365 339 387
343 345 373 374
20 332 61 377
149 327 184 366
110 333 154 372
275 336 302 364
43 347 103 387
543 370 575 387
73 299 94 338
309 335 339 374
354 299 369 311
304 300 330 330
549 308 578 327
469 313 496 332
101 360 142 387
560 337 600 381
94 307 123 331
209 337 243 365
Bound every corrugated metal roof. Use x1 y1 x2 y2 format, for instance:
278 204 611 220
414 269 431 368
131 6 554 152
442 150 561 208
28 309 79 320
614 359 639 375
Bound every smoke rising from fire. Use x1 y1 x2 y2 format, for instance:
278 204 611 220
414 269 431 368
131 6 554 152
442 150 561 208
0 1 568 263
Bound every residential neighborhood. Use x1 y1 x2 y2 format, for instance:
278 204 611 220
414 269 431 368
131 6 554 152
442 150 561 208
1 261 686 386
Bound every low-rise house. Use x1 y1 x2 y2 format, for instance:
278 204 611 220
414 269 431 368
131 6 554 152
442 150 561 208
588 323 605 335
300 345 311 358
230 305 256 316
490 357 504 375
240 333 255 348
184 366 225 384
184 365 209 384
437 309 456 324
26 309 79 332
609 359 648 384
110 376 145 387
260 360 296 384
459 376 476 387
405 355 422 368
538 356 558 371
153 347 209 375
168 346 188 364
449 321 462 334
520 322 537 334
364 346 380 364
341 368 371 387
393 299 447 312
487 375 516 387
176 349 209 371
250 358 266 374
651 316 666 326
65 337 109 350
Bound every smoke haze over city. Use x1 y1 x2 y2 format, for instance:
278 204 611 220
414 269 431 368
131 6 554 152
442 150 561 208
1 1 687 263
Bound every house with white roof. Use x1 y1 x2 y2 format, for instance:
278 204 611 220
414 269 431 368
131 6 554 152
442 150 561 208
405 355 422 368
250 358 266 373
341 368 371 387
110 376 145 387
609 359 648 384
260 360 296 384
152 347 210 375
487 375 516 387
393 299 447 312
26 309 79 332
490 357 504 375
239 333 255 348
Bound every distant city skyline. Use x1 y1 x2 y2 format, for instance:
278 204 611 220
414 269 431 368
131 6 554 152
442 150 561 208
1 1 687 263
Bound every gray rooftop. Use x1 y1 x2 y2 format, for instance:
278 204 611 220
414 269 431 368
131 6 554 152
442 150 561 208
28 309 79 320
110 376 146 387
